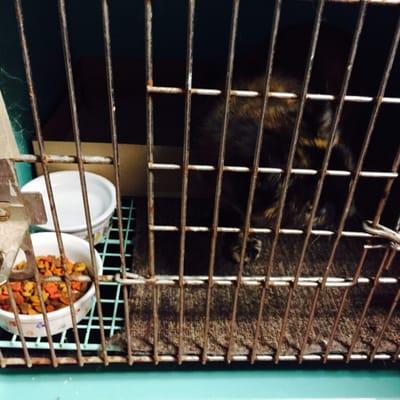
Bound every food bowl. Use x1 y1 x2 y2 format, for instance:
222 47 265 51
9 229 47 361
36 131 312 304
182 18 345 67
21 171 116 244
0 232 103 337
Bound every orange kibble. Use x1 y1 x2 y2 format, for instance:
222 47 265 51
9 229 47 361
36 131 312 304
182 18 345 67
49 292 61 300
60 294 70 305
9 282 22 292
0 255 90 314
71 281 81 291
14 292 24 305
44 282 58 294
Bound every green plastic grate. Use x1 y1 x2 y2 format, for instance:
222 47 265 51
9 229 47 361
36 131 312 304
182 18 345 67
0 198 135 354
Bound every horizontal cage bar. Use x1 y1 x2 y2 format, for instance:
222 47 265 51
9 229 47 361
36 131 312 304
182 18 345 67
2 352 399 367
11 154 113 164
149 162 399 178
150 224 372 237
112 273 398 287
148 85 400 104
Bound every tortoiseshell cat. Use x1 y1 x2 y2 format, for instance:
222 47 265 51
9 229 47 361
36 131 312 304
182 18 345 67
191 23 361 263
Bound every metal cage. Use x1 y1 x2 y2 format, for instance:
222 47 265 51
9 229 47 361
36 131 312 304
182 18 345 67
0 0 400 367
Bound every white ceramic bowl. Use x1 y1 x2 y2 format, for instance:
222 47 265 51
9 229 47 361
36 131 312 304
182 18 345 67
21 171 116 244
0 232 103 337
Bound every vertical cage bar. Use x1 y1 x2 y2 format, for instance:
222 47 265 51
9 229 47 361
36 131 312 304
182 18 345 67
250 0 326 364
299 14 400 362
144 0 159 364
100 0 133 365
25 237 59 366
201 0 240 364
224 0 283 362
6 285 31 367
177 0 196 365
14 0 83 366
325 145 400 362
274 0 367 363
57 0 109 365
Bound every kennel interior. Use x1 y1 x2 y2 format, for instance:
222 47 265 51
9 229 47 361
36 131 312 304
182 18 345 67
0 0 400 371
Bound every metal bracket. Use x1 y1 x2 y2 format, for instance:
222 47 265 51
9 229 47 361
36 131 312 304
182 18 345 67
0 159 47 285
363 220 400 251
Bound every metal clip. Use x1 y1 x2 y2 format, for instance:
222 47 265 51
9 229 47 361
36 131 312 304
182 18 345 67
363 220 400 251
0 160 47 285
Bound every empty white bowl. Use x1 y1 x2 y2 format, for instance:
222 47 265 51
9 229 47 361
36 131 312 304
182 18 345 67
0 232 103 337
22 171 116 244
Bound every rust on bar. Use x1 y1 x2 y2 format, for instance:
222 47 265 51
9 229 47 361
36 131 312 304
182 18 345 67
100 0 133 365
57 0 109 365
274 0 368 363
202 0 240 364
177 0 196 365
144 0 159 364
249 0 326 365
14 0 84 367
226 0 283 363
11 154 113 164
299 14 400 363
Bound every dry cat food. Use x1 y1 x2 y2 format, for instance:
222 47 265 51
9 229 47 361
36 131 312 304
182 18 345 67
0 256 89 315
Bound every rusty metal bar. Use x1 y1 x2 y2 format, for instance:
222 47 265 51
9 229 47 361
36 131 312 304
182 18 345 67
3 351 400 367
274 0 368 363
177 0 196 365
324 146 400 362
151 224 373 238
24 271 396 287
11 154 113 164
10 154 400 179
58 0 108 365
227 0 282 362
299 14 400 362
147 86 400 104
202 0 240 364
149 162 399 178
14 0 83 367
100 0 133 366
6 284 32 367
251 0 326 365
144 0 159 364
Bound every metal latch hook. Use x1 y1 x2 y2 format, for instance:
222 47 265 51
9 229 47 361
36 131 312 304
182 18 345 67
363 220 400 251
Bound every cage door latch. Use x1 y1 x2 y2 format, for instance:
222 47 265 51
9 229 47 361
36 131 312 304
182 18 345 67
363 220 400 251
0 159 47 285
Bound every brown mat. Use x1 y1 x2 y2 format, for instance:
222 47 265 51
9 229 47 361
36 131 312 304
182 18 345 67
114 199 400 358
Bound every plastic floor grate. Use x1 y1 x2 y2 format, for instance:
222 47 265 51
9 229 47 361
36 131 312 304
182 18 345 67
0 198 135 354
